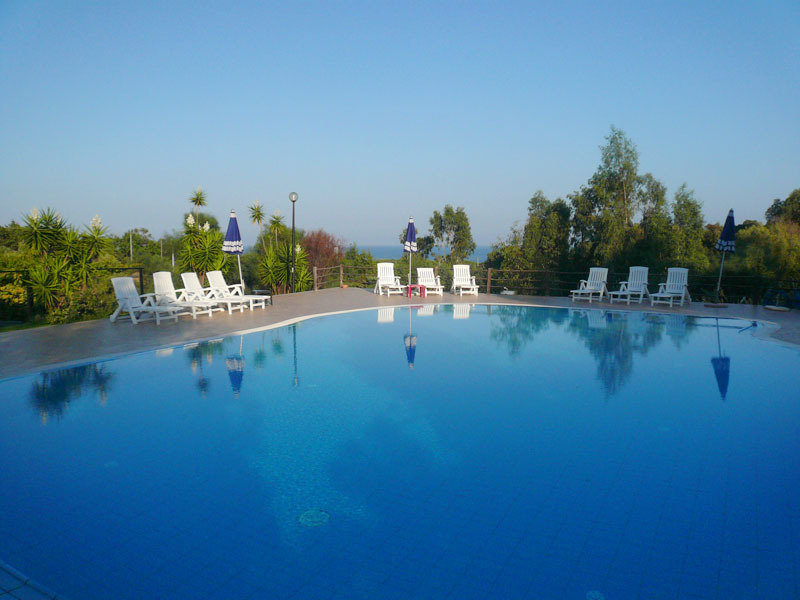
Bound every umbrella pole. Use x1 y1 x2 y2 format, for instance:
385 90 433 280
237 254 244 292
408 251 412 288
715 251 726 302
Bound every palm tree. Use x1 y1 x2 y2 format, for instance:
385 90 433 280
249 201 267 253
268 211 285 248
189 187 207 222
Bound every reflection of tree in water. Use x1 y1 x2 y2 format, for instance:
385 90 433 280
489 306 569 356
567 311 688 398
29 363 114 423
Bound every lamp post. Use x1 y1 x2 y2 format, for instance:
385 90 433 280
289 192 298 292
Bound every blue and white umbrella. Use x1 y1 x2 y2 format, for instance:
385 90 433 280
223 210 244 289
404 217 417 287
714 209 735 302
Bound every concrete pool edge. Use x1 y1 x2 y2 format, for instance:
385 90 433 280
2 292 796 382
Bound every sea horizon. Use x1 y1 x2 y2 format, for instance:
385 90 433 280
357 244 492 262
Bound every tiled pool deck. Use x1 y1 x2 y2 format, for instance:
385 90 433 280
1 287 799 599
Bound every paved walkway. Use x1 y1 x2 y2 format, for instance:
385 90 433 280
1 287 799 380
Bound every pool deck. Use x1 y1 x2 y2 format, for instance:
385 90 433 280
1 287 799 380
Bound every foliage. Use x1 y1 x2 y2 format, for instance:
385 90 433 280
256 242 312 293
429 205 476 262
189 187 207 221
303 229 345 268
765 188 800 225
177 215 227 282
14 209 115 321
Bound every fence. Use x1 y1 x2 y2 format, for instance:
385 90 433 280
0 266 144 323
310 264 797 306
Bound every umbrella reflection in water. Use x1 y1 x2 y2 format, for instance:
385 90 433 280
226 336 245 399
711 318 730 401
405 307 417 370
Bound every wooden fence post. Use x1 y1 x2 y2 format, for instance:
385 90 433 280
339 264 344 287
313 266 318 291
138 267 144 295
486 268 492 295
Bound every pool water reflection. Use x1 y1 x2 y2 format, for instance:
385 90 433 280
0 306 797 599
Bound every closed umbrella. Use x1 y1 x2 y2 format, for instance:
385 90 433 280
404 217 417 287
714 209 735 303
711 318 730 401
222 210 245 290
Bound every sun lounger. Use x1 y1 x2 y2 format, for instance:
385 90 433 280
650 268 692 307
374 263 405 296
608 266 649 305
207 271 271 310
570 268 608 303
181 272 248 314
110 277 181 325
153 271 221 319
451 265 478 296
416 268 444 296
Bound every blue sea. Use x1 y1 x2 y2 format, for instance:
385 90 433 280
360 244 492 262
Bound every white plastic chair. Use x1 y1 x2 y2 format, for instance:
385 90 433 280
207 271 270 310
153 272 220 319
416 268 443 296
651 268 692 307
451 265 478 296
570 268 608 303
181 272 248 314
608 267 649 305
109 277 180 325
373 263 405 296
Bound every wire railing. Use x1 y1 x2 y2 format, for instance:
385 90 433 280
311 264 798 306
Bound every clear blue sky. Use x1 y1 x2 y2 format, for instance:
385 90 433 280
1 1 798 245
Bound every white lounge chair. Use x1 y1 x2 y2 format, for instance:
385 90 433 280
153 271 220 319
571 268 608 303
451 265 478 296
377 307 395 323
416 268 444 296
373 262 405 296
651 268 692 307
109 277 181 325
207 271 270 310
181 272 248 314
608 266 649 305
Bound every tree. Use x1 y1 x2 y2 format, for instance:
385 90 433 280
303 229 345 269
671 184 709 270
634 173 672 271
178 214 227 282
429 205 476 262
521 191 571 270
189 187 207 222
268 211 286 248
249 202 267 253
765 188 800 225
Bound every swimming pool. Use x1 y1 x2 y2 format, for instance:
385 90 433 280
0 305 798 599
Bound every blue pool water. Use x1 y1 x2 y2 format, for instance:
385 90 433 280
0 306 799 600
